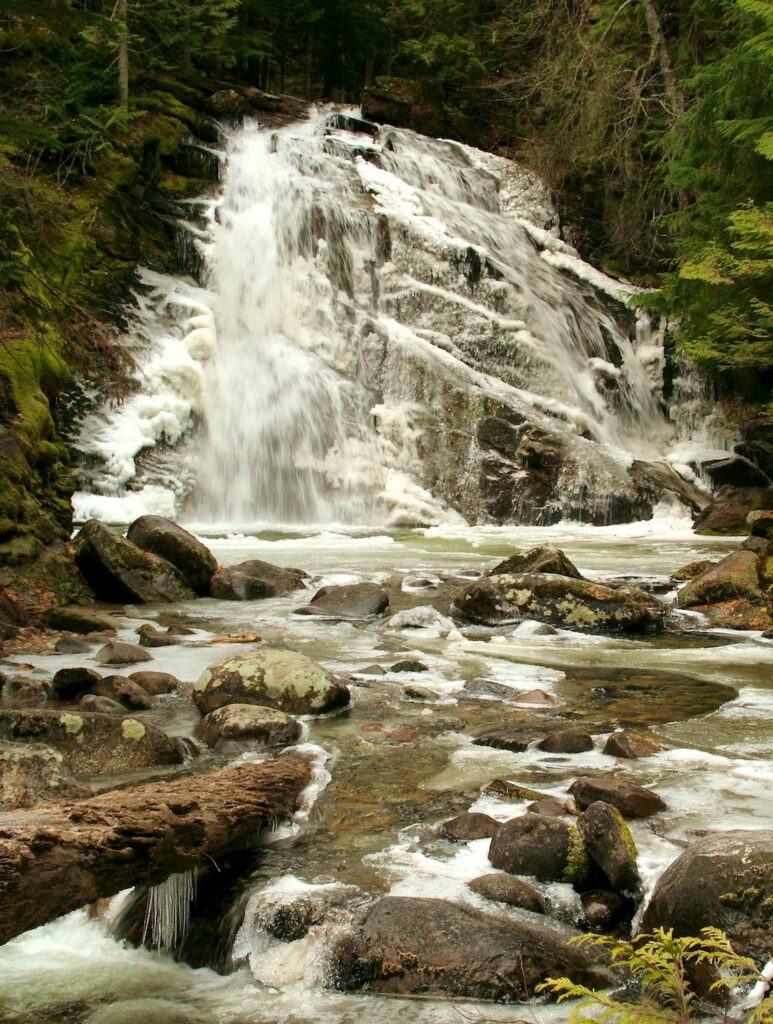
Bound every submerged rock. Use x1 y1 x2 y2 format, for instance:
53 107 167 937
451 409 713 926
296 582 389 619
0 740 90 808
127 515 218 595
489 545 582 579
330 896 608 1001
453 573 662 633
74 520 196 604
210 559 307 600
640 830 773 972
197 703 302 752
578 801 641 894
488 814 590 884
193 646 350 716
468 874 545 914
0 709 184 775
569 777 666 818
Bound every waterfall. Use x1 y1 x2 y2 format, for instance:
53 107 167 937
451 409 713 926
71 107 689 528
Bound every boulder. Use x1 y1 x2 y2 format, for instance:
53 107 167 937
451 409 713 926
257 884 363 943
325 113 379 136
54 636 93 655
603 729 664 759
404 685 441 701
44 606 118 634
330 896 608 1001
126 516 217 595
137 624 175 648
1 678 49 706
0 740 90 809
488 814 590 884
539 728 594 753
193 646 350 716
196 703 301 752
489 545 582 579
474 732 532 753
95 640 153 666
79 694 126 715
640 830 773 969
210 560 307 600
676 548 772 629
468 873 544 914
569 777 666 818
128 671 180 695
748 509 773 540
92 675 153 711
296 582 389 619
440 812 500 841
51 666 102 700
671 559 719 582
390 659 428 673
578 801 641 894
702 456 771 490
694 486 773 535
453 573 661 633
73 520 196 604
0 710 184 775
581 890 631 931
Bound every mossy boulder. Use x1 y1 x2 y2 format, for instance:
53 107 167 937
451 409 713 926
74 519 196 604
640 830 773 971
453 573 662 633
196 703 302 753
488 814 590 884
193 646 351 716
0 740 89 809
578 800 641 895
44 606 118 634
330 896 609 1001
693 486 773 535
0 709 184 775
126 515 218 595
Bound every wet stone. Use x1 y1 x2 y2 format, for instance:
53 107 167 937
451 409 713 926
390 659 429 673
51 666 102 701
468 873 545 914
538 727 594 753
404 685 442 701
527 798 569 817
128 671 180 695
92 675 153 711
440 812 500 841
603 729 664 759
79 693 126 715
569 776 667 818
482 779 544 802
54 636 93 655
95 641 153 667
474 732 533 753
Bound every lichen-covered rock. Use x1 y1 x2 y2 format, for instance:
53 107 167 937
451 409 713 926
197 703 302 752
193 646 350 716
640 830 773 971
0 740 89 808
210 560 307 600
579 801 641 894
488 814 590 884
0 709 184 774
671 560 719 583
694 486 773 535
126 515 217 595
330 896 608 1001
296 582 389 619
453 573 662 633
74 519 196 604
569 777 666 818
489 545 582 579
603 729 664 759
468 873 545 914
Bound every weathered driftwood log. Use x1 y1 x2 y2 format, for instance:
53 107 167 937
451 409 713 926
0 750 312 947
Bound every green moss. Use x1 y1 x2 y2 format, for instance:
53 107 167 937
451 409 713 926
563 824 591 885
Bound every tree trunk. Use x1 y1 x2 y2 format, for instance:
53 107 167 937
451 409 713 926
638 0 684 116
117 0 129 108
0 750 312 947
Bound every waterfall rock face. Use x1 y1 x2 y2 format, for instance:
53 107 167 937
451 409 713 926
73 111 687 528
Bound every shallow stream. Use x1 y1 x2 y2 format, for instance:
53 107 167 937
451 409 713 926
1 513 772 1024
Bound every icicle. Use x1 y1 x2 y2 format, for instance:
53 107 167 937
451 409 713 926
142 868 197 951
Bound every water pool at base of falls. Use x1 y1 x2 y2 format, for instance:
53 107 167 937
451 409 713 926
1 516 772 1024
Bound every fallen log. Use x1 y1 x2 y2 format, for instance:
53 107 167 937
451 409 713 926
0 749 312 947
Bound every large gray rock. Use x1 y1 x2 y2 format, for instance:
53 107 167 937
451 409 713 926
453 573 661 633
74 520 196 604
127 515 218 595
193 646 350 716
296 582 389 619
197 703 302 752
330 896 608 1001
489 545 582 579
488 814 590 884
578 801 641 894
0 740 90 809
210 559 307 600
640 830 773 969
0 710 184 775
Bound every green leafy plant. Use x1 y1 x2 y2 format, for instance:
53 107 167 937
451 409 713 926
538 927 773 1024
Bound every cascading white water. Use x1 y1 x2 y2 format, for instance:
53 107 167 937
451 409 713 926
71 107 692 528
